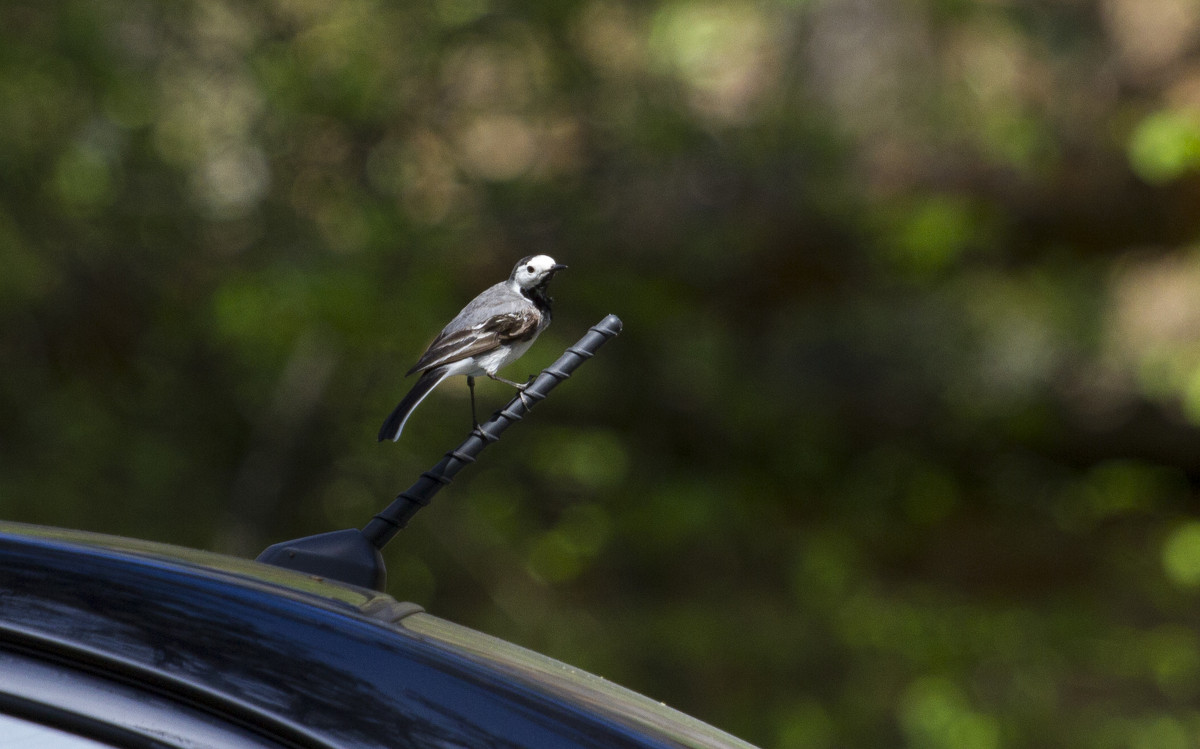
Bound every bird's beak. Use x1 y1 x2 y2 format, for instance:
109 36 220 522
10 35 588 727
551 264 568 272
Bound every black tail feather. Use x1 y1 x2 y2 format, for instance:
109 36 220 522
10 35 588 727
377 367 450 442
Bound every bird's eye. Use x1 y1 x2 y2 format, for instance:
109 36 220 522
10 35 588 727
526 265 534 273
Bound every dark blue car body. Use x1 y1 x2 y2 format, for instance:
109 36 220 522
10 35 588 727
0 522 755 748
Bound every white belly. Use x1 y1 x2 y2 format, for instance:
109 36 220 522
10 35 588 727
474 338 536 375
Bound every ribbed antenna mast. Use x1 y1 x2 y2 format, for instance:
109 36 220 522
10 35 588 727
257 314 623 590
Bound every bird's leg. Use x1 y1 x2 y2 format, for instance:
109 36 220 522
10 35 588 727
487 373 528 389
488 372 537 409
467 375 482 431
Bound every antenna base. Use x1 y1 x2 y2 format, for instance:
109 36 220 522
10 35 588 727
256 529 385 590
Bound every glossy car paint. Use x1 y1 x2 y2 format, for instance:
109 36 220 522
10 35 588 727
0 523 755 749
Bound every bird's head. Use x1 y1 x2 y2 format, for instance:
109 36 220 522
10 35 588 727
511 255 567 290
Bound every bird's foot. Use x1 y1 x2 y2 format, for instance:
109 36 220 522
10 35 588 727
487 372 538 408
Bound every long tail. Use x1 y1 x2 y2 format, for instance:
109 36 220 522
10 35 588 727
377 367 452 442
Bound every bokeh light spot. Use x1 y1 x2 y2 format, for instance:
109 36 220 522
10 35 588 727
53 145 114 209
898 677 1000 749
1128 109 1200 184
1162 521 1200 587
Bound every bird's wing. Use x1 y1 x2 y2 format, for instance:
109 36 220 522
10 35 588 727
406 305 542 375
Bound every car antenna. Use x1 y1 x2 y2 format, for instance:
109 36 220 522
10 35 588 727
256 314 623 591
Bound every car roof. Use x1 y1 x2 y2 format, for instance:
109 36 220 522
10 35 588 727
0 522 756 749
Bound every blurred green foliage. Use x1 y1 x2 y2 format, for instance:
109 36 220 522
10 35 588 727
5 0 1200 746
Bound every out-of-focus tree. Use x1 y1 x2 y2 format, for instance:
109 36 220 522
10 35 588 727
6 0 1200 745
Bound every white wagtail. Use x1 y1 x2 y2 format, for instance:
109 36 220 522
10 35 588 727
378 255 568 442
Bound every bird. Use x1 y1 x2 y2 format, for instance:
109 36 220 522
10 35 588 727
377 255 568 442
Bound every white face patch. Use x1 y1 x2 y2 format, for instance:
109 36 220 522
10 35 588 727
524 255 557 274
514 255 560 288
